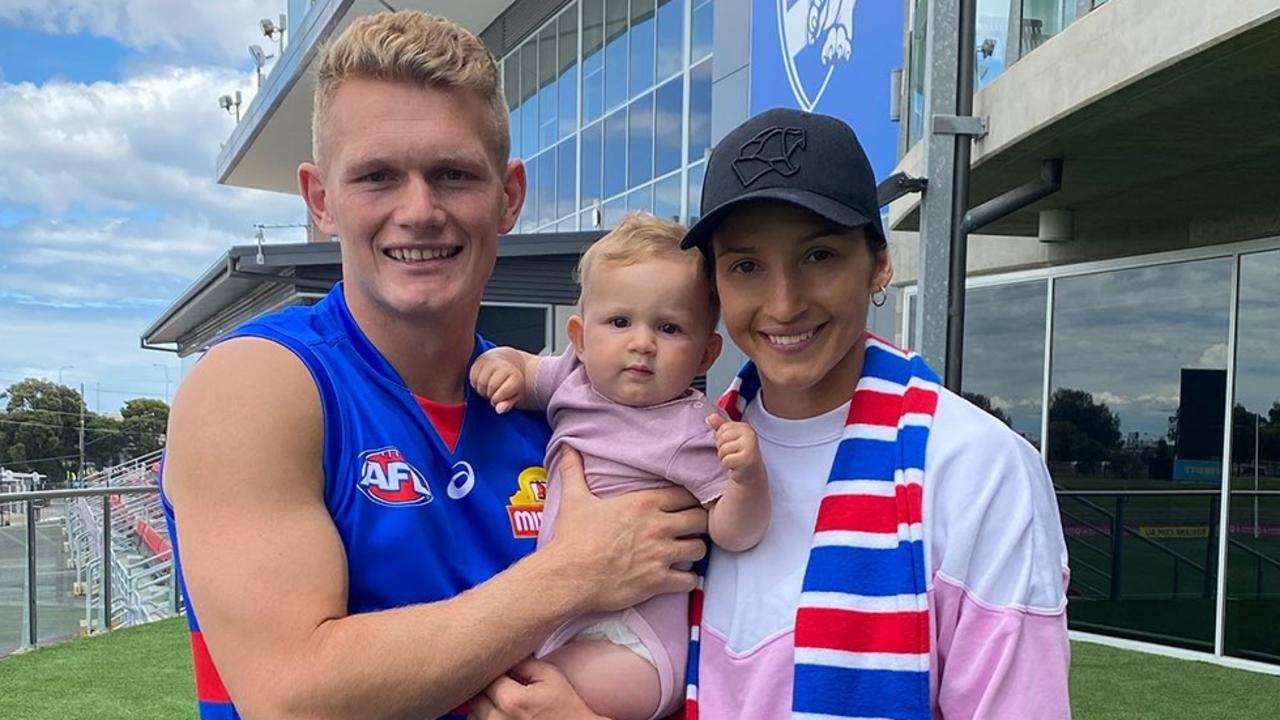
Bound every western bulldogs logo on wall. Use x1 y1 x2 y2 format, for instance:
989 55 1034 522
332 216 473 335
778 0 857 111
358 447 433 507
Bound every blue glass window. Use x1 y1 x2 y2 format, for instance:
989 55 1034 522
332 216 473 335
520 41 539 156
583 0 605 123
688 59 712 165
539 26 558 150
504 57 521 159
687 161 705 223
603 196 627 228
581 121 603 210
558 9 578 140
628 184 653 214
654 77 683 177
522 156 539 232
604 108 628 200
538 151 556 227
628 93 654 188
653 172 681 222
558 139 577 219
691 0 713 63
604 0 629 112
656 0 683 81
630 0 656 96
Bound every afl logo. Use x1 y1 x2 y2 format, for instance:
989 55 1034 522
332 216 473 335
358 447 433 507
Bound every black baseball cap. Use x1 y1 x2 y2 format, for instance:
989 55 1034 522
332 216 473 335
680 108 885 255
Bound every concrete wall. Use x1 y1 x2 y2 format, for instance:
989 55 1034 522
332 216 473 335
887 0 1280 295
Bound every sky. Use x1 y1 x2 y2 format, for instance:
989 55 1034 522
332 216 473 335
0 1 309 413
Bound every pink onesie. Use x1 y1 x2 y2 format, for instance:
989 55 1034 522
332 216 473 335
532 348 728 718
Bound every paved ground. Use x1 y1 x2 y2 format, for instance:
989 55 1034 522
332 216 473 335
0 507 86 656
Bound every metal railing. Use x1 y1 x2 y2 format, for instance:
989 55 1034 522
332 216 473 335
1057 488 1280 602
4 451 180 654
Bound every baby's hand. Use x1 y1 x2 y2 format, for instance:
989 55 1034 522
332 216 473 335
708 414 766 486
470 350 527 414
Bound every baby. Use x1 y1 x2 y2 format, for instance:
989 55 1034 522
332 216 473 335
470 212 771 720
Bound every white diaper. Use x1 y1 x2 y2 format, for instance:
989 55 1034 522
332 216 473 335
575 619 657 666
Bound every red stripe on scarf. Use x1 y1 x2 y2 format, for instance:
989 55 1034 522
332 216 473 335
815 485 923 531
849 387 939 425
794 608 931 654
902 386 940 416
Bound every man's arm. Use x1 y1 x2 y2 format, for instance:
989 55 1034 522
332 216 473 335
166 338 707 720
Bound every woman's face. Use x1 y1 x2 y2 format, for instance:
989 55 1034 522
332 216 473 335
712 202 892 419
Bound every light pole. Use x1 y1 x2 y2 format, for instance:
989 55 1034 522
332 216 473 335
58 365 74 385
152 364 171 405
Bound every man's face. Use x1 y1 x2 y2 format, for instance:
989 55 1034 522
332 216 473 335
301 78 523 322
712 202 891 418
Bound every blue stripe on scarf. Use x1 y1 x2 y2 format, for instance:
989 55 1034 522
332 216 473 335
861 344 915 386
793 664 931 719
801 543 928 596
831 438 897 481
830 428 931 482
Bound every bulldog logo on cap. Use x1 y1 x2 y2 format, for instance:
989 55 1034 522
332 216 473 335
732 126 807 187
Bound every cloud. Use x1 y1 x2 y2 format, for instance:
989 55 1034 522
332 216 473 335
0 1 290 65
0 303 190 413
0 65 308 306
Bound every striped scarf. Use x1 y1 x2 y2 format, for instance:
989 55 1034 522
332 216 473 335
685 334 940 720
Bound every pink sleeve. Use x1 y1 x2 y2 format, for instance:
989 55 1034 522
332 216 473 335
930 572 1072 719
664 407 730 505
533 347 580 408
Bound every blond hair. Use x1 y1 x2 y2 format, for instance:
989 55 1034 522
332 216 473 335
578 212 719 322
312 11 509 168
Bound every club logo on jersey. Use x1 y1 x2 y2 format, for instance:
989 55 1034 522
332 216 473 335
507 466 548 539
357 447 433 507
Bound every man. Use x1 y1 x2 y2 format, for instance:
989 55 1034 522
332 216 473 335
162 11 706 720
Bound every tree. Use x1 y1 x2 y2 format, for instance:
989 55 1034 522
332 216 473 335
963 392 1012 426
1047 388 1122 474
120 398 170 456
85 414 129 468
0 378 87 483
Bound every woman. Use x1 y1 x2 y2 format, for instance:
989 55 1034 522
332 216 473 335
471 108 1071 720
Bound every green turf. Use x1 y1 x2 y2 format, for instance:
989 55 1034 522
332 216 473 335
3 619 1280 718
1071 642 1280 720
0 618 195 720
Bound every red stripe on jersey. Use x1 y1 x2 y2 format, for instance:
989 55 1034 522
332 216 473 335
190 631 232 703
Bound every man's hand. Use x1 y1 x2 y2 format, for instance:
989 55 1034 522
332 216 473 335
468 659 604 720
543 449 708 615
470 349 529 414
708 415 766 486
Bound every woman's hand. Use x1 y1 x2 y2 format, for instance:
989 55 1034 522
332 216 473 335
468 658 607 720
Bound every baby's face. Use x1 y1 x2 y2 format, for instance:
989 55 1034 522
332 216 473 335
573 256 719 407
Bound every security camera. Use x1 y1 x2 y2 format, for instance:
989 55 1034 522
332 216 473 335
218 95 233 110
249 44 272 68
260 18 277 37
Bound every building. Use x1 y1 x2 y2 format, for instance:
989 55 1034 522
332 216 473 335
142 0 1280 674
140 0 902 393
889 0 1280 671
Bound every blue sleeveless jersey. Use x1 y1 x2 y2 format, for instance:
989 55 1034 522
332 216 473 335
161 284 552 719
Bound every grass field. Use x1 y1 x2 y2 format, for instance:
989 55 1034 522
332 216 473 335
1 618 1278 719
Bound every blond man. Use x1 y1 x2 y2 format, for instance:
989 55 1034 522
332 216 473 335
163 12 706 720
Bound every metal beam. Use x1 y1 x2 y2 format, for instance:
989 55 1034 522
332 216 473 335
962 158 1064 233
915 0 962 378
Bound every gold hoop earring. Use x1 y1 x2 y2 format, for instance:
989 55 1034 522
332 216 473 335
872 285 888 308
